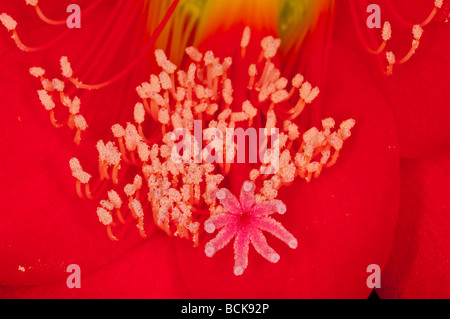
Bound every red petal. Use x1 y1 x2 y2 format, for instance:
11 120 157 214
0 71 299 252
377 153 450 298
0 1 401 298
157 16 400 298
0 0 157 286
0 233 187 298
337 0 450 158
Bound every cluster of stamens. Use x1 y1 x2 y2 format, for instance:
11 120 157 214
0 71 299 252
349 0 446 75
28 58 88 145
246 117 355 206
67 27 354 274
2 1 356 275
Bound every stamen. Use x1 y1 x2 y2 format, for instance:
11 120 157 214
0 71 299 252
0 13 17 31
37 89 65 128
69 157 92 199
69 96 81 115
249 169 260 181
412 24 424 41
247 64 257 89
52 78 64 92
25 0 38 5
73 114 88 145
382 21 392 42
18 22 357 272
100 200 114 211
97 207 113 226
159 71 172 90
41 78 54 91
367 21 391 55
350 1 444 75
107 190 124 223
60 56 73 78
240 26 251 57
292 74 304 88
134 102 146 138
111 125 131 164
271 89 289 104
37 89 55 111
29 67 45 78
385 51 396 75
261 36 281 60
124 183 137 199
155 49 177 74
96 207 117 241
283 120 300 141
185 46 203 62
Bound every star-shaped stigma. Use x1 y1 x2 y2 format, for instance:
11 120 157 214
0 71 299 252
204 181 298 276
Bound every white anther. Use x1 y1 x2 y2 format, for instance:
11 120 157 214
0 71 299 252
241 26 251 48
134 102 145 124
60 56 73 78
0 13 17 31
74 115 88 131
26 0 38 6
37 90 55 111
111 124 125 138
185 46 203 62
97 207 113 226
29 67 45 78
382 21 392 41
386 51 396 64
107 190 122 209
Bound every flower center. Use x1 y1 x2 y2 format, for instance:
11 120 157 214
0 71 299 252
238 211 253 227
19 25 354 247
1 0 356 271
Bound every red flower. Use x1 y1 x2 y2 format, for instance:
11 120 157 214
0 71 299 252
0 0 448 299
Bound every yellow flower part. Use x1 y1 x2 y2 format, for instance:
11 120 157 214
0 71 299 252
144 0 334 65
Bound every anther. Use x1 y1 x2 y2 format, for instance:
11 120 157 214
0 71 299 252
159 71 172 90
185 46 203 63
248 64 257 89
37 89 64 128
25 0 38 6
69 157 92 199
240 26 251 57
382 21 392 42
261 36 281 60
0 13 17 31
96 207 118 241
97 207 113 226
130 199 146 238
271 89 289 105
60 56 73 78
412 25 424 41
52 78 65 92
73 114 88 145
368 21 392 55
100 200 114 211
37 89 55 111
386 51 396 75
155 49 177 74
107 190 124 223
29 67 45 78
